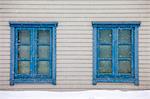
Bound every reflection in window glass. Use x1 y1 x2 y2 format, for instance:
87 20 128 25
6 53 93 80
38 61 50 74
119 45 131 58
38 30 50 44
18 30 30 44
99 61 112 73
99 30 112 44
118 61 131 74
38 46 50 59
18 46 30 59
118 29 131 44
18 61 30 74
99 45 112 58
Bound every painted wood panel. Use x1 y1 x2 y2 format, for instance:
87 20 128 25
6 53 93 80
0 0 150 90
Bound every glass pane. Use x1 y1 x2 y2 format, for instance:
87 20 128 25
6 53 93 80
18 46 30 59
99 30 112 43
38 30 50 44
118 61 131 74
99 61 112 73
99 45 112 58
119 45 131 58
118 29 131 44
18 61 30 74
38 61 49 74
18 30 30 44
38 46 50 59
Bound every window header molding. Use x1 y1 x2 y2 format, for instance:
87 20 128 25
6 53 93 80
92 21 141 28
9 21 58 28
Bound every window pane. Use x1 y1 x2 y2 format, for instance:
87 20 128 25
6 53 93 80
119 45 131 58
18 30 30 44
118 29 131 44
38 61 49 74
118 61 131 74
99 45 112 58
18 61 30 74
99 30 112 43
38 46 50 59
38 30 50 44
18 46 30 59
99 61 112 73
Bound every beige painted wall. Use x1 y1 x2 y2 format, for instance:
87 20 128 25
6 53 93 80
0 0 150 91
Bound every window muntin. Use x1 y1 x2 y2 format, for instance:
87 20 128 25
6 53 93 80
97 28 133 76
92 22 140 85
10 22 57 85
16 28 32 75
35 29 53 77
97 29 113 75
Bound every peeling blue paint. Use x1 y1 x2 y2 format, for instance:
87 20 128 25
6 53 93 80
10 22 58 85
92 22 140 85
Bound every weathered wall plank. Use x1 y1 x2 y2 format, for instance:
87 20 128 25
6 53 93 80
0 0 150 90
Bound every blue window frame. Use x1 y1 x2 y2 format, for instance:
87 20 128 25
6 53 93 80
92 22 140 85
10 22 58 85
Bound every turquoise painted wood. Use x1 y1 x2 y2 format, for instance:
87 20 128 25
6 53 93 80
92 22 140 85
10 22 58 85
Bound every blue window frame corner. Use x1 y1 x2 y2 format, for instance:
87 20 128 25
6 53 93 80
9 22 58 85
92 21 140 85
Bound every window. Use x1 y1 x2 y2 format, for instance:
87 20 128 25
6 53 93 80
92 22 140 85
10 22 57 85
